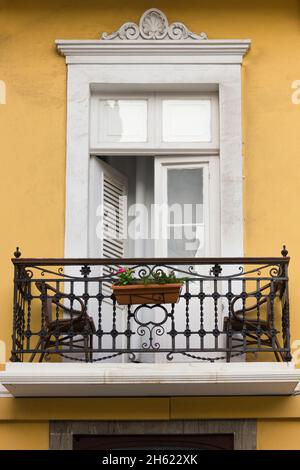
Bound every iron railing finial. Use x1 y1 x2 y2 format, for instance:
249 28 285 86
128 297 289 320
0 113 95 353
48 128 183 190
14 247 21 258
281 245 288 257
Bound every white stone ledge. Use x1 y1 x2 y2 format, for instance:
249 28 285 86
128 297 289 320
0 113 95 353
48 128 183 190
56 39 251 65
0 384 12 398
0 362 299 397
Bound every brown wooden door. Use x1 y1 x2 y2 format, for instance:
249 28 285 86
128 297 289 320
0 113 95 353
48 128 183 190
73 434 234 450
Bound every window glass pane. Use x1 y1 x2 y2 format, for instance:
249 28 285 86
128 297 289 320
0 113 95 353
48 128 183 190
167 168 204 224
167 225 205 258
99 99 147 143
162 99 211 142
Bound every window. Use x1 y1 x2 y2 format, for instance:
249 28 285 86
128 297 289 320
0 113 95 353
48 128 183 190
58 9 249 267
95 99 148 143
162 99 211 143
89 92 220 261
90 93 219 151
154 156 220 258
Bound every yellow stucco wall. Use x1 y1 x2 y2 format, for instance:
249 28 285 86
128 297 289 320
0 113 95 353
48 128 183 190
1 0 300 450
0 422 48 450
257 420 300 450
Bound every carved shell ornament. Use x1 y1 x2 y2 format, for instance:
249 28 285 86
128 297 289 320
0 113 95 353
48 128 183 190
140 8 168 40
101 8 208 41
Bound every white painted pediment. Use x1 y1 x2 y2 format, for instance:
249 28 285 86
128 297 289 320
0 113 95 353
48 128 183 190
101 8 208 41
56 8 250 63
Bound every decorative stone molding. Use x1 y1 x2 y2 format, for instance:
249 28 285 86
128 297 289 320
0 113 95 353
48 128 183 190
56 8 250 64
101 8 207 41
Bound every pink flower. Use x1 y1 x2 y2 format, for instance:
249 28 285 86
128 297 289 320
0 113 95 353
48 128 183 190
116 267 126 274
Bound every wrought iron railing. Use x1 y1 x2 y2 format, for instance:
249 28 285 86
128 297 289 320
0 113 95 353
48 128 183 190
10 247 292 363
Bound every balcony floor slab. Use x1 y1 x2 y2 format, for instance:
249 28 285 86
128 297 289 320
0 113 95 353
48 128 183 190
0 362 299 397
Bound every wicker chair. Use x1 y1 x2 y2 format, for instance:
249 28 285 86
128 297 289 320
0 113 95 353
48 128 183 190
29 282 95 362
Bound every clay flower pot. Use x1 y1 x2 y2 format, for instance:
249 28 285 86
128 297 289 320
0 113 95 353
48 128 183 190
112 283 183 305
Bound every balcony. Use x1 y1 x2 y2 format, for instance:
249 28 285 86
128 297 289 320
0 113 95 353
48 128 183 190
1 250 300 397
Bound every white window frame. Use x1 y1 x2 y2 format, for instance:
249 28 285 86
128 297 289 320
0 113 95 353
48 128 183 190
154 155 220 258
90 94 153 150
90 92 219 152
56 19 250 260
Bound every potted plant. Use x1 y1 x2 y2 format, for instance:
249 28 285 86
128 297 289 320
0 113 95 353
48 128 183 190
112 267 183 305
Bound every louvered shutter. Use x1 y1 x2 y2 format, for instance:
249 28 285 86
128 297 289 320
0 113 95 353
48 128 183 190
89 157 128 269
102 171 127 283
88 157 128 362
